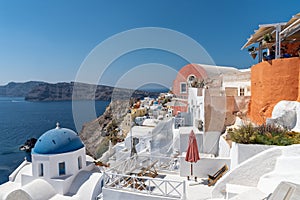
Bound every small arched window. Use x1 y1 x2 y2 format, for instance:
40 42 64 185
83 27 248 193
187 75 197 87
188 75 196 82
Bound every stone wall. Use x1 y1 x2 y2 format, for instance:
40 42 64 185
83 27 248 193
204 89 226 132
249 57 300 124
204 89 250 132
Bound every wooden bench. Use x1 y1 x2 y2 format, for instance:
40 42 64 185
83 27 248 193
208 164 228 186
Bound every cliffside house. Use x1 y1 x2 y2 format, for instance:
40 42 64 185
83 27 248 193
242 12 300 124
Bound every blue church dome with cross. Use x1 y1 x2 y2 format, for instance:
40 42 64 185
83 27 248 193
32 123 84 154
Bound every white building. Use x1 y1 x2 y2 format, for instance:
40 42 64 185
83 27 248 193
124 126 154 154
0 123 103 200
222 69 251 97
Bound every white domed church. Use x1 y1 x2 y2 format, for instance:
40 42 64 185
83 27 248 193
0 123 103 200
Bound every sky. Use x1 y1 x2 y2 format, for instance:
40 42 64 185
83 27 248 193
0 0 299 88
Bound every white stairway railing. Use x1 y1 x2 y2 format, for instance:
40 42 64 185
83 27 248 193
103 172 186 199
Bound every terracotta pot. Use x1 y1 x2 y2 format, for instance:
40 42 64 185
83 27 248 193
250 53 257 59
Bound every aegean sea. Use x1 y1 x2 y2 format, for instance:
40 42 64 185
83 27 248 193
0 97 109 184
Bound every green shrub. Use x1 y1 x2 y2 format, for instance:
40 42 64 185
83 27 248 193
228 124 258 144
229 124 300 146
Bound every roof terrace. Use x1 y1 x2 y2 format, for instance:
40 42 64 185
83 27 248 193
242 13 300 62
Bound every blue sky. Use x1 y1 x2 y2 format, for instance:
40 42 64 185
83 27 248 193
0 0 299 88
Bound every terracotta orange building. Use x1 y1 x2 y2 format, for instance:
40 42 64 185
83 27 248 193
249 57 300 124
242 13 300 124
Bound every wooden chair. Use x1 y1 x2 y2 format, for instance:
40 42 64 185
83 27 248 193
208 164 228 186
124 160 159 191
137 160 158 178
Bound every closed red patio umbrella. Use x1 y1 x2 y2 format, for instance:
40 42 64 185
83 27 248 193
185 130 200 181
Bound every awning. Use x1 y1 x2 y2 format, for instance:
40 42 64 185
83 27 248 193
241 12 300 50
241 23 285 50
281 13 300 40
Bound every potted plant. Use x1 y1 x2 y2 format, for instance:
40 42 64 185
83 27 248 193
263 33 273 49
248 46 257 59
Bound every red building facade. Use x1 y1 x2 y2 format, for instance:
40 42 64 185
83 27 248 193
172 63 207 99
171 64 208 114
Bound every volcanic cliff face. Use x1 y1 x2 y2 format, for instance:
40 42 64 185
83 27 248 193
25 82 160 101
79 100 130 158
249 57 300 124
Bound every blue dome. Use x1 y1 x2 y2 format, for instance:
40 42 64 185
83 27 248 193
32 126 84 154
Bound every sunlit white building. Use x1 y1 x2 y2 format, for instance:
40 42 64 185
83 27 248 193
0 123 103 200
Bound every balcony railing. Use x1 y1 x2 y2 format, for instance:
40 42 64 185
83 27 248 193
107 155 180 175
103 172 186 199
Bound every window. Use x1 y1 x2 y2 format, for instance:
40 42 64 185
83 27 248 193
188 75 195 82
78 156 82 170
240 88 245 96
59 162 66 176
187 75 197 87
180 82 187 93
39 163 44 177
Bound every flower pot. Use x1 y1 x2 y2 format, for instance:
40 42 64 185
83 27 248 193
250 53 257 59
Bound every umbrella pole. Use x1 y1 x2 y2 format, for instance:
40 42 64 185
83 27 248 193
191 163 193 177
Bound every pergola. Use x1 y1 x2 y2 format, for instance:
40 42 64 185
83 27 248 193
242 13 300 62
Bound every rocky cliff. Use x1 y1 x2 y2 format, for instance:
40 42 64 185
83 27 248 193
79 100 131 158
25 82 160 101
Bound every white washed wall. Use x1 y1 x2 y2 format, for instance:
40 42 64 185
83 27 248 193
230 142 274 169
179 154 230 178
103 187 179 200
218 136 230 157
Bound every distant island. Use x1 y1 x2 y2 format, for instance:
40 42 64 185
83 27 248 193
0 81 45 97
0 81 162 101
